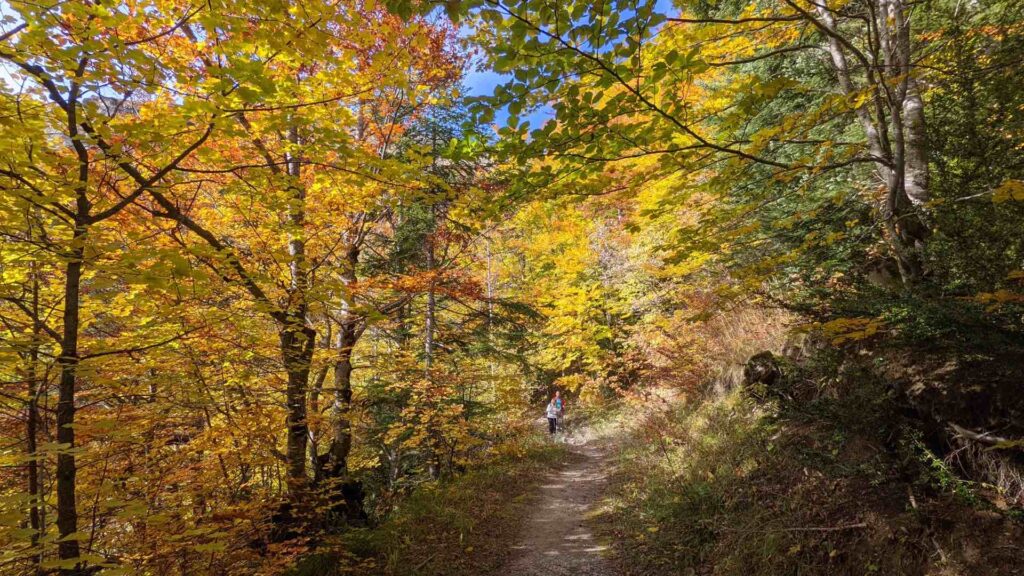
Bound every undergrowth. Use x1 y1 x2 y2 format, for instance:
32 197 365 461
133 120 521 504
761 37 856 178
599 371 1024 576
290 433 565 576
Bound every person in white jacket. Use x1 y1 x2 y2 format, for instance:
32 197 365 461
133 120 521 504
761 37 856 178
546 399 560 435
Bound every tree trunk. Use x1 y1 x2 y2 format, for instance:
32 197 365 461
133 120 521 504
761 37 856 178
485 239 495 392
424 282 435 373
282 125 313 488
56 222 86 574
308 362 329 484
903 78 929 209
424 215 436 374
881 0 929 279
816 4 891 185
27 247 43 571
325 244 358 479
424 208 440 479
316 243 370 525
814 0 930 285
280 320 315 485
328 323 355 475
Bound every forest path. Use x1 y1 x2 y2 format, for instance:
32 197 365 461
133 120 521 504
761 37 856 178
500 426 618 576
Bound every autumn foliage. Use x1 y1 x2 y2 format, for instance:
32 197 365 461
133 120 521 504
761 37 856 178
3 0 1024 574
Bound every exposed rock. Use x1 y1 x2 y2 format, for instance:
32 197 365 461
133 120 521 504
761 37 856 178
743 351 787 402
744 351 783 387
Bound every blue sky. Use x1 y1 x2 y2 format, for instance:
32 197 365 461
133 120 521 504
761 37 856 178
460 0 676 131
464 68 554 130
0 0 675 131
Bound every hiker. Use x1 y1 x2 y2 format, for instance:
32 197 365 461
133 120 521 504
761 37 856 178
546 398 560 434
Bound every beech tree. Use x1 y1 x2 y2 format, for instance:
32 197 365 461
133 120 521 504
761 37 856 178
0 2 220 570
0 0 1021 574
466 0 935 284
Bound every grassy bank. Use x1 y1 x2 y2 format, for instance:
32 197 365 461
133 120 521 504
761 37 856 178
291 433 565 576
598 378 1024 576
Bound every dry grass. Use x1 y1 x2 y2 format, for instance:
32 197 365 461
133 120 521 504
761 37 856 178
288 434 565 576
695 305 796 394
366 435 564 576
596 385 1024 576
630 303 795 396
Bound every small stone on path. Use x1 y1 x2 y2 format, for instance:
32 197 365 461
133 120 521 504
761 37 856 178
500 436 616 576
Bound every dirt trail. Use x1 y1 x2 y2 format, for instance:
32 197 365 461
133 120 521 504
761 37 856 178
501 431 617 576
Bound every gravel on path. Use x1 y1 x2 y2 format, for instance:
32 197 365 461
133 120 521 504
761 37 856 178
500 436 617 576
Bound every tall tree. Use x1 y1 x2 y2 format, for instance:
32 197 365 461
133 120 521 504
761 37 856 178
0 2 219 569
465 0 935 284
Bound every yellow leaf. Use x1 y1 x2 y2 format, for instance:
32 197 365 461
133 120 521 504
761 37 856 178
992 179 1024 203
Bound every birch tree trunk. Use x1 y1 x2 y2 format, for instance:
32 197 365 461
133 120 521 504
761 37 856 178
811 0 930 284
327 244 359 477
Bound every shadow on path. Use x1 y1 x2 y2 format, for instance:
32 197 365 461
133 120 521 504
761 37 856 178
501 435 617 576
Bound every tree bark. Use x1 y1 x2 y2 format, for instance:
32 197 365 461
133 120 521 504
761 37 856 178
424 276 436 373
815 4 891 183
888 0 929 212
903 77 929 209
424 211 436 375
424 207 440 480
280 319 315 485
56 221 86 574
314 243 368 525
880 0 929 278
26 223 43 571
325 244 359 478
308 360 329 484
812 0 930 284
281 124 313 488
328 322 355 475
